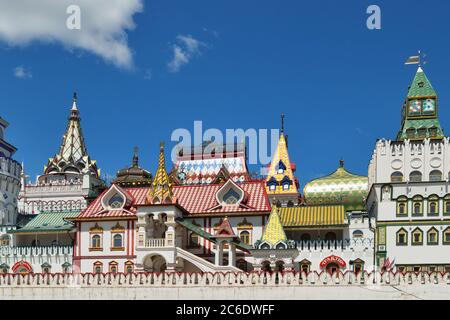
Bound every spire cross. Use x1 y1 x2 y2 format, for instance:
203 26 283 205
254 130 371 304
133 146 139 167
281 113 285 134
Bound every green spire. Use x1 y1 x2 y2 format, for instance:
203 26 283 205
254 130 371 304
407 67 436 98
397 67 444 141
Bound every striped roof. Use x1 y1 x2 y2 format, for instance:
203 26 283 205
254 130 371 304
261 207 287 245
75 180 270 220
9 211 78 234
278 205 346 228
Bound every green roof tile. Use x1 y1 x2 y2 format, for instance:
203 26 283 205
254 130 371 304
407 67 436 98
9 211 78 234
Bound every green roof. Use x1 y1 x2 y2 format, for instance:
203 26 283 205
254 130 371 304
397 118 444 140
9 211 78 234
407 67 436 98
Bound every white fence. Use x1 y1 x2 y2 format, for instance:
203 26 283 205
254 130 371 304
1 271 449 287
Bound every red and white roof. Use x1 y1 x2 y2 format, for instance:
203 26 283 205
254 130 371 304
75 180 270 220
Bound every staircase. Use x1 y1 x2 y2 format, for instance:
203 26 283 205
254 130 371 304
176 248 241 273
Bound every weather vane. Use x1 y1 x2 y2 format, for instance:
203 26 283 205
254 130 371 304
405 50 427 67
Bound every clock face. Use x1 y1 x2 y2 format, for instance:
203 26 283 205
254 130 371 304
422 99 436 113
409 100 421 115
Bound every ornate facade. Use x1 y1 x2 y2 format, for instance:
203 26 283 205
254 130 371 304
367 66 450 273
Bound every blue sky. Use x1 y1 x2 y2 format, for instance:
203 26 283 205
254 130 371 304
1 0 449 187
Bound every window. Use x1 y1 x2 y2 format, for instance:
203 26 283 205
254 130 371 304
90 224 103 251
41 263 51 274
62 262 71 273
93 262 103 273
409 171 422 183
391 171 404 183
223 188 240 204
239 231 250 245
109 261 118 274
411 228 423 246
299 259 311 274
113 234 123 248
352 230 364 238
0 234 10 246
412 196 423 216
269 184 276 191
443 228 450 245
282 183 290 190
430 170 442 182
397 196 408 216
445 196 450 215
352 259 365 274
91 235 102 249
188 232 200 248
125 261 134 273
108 194 124 209
427 228 438 245
428 196 439 216
396 228 408 246
277 160 286 174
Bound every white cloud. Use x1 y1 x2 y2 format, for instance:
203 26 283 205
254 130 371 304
14 66 32 79
168 34 206 73
0 0 143 69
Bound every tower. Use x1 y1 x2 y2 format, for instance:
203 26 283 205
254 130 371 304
18 93 104 215
367 66 450 273
265 114 300 207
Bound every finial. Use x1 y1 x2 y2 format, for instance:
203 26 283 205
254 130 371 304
281 113 285 134
160 141 165 152
339 159 344 168
132 146 139 167
71 92 78 111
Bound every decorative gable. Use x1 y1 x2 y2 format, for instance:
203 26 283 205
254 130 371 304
100 184 133 211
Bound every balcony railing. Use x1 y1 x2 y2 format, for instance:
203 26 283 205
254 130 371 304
144 238 166 248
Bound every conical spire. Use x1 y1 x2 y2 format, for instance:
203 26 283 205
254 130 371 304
265 116 298 195
261 207 287 246
397 67 444 141
147 142 175 204
44 93 99 178
132 146 139 168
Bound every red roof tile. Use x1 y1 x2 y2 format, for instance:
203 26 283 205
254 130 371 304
75 181 270 220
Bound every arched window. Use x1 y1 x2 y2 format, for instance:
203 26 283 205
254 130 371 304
427 228 439 245
325 232 337 241
113 234 123 248
93 261 103 273
409 171 422 183
109 261 118 273
299 259 311 274
125 261 134 273
428 195 439 216
109 194 124 209
352 230 364 238
396 228 408 246
411 228 423 246
189 232 200 248
429 170 442 182
397 196 408 216
239 230 250 245
445 195 450 215
301 233 311 241
412 196 423 216
62 262 71 273
91 235 101 249
391 172 404 183
443 228 450 245
41 262 51 274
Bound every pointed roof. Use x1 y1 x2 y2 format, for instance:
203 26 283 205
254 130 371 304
265 127 298 195
146 142 176 204
44 93 100 178
212 217 237 238
397 67 444 141
407 67 437 98
261 207 287 246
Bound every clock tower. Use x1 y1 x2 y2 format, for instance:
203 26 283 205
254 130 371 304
397 67 444 141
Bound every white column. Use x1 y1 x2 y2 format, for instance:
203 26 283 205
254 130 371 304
215 240 223 266
228 242 236 267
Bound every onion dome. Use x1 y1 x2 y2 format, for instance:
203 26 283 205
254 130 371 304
114 147 152 187
303 160 368 211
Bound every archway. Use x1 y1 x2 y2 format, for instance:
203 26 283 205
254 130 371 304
261 261 271 272
143 254 167 272
326 262 340 275
275 261 284 272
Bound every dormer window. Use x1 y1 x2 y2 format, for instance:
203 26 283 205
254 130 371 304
277 160 286 174
109 195 124 209
266 177 277 192
281 176 292 191
223 188 240 204
283 184 290 190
